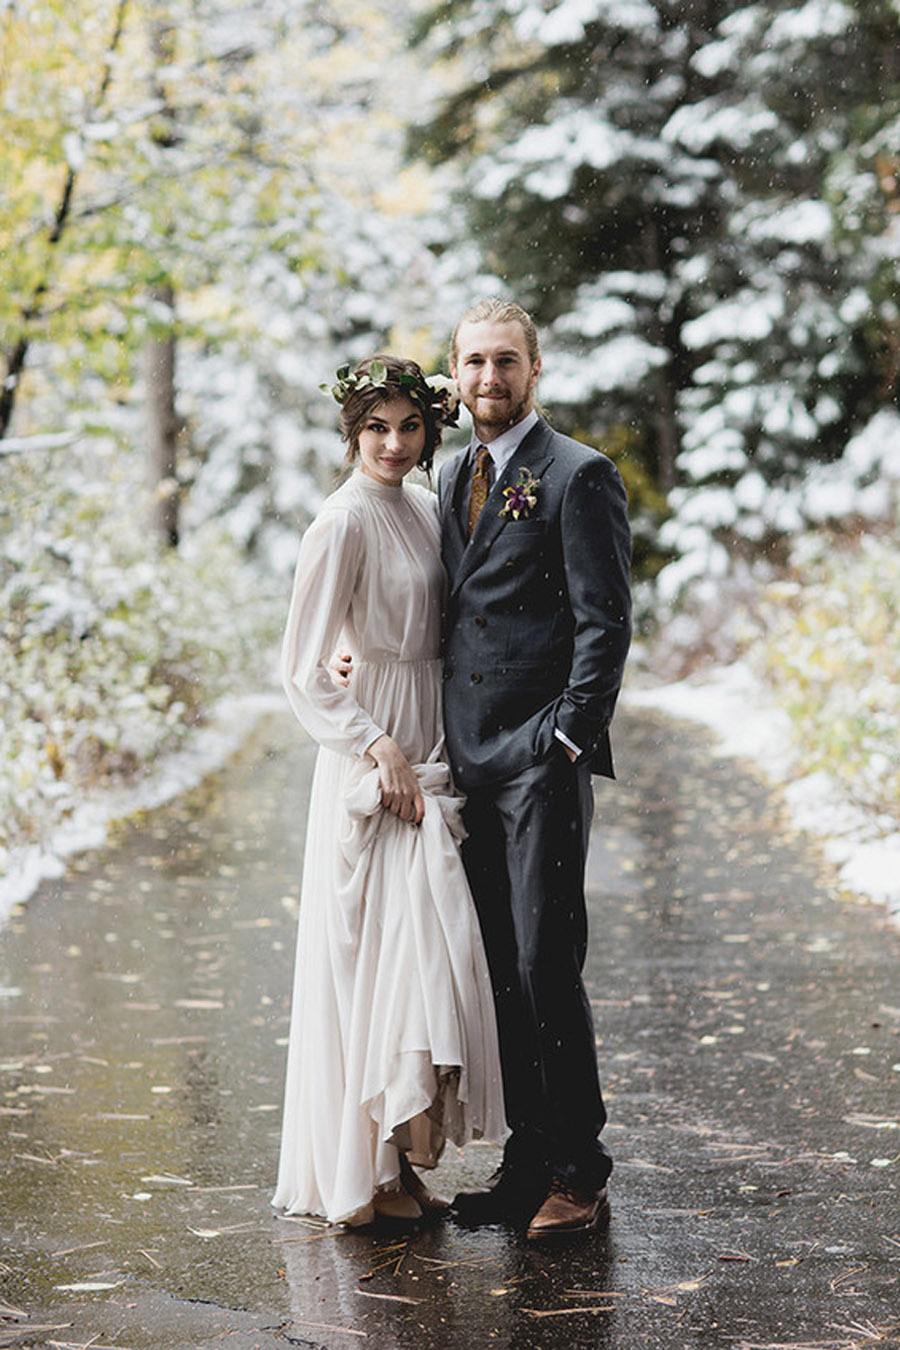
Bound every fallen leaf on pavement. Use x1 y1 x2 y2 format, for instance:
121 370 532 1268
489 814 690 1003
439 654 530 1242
92 1113 150 1122
355 1291 422 1305
53 1282 121 1291
562 1290 625 1298
521 1306 615 1318
0 1327 72 1341
290 1319 366 1338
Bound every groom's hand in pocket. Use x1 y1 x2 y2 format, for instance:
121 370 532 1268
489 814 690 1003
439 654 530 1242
332 650 353 687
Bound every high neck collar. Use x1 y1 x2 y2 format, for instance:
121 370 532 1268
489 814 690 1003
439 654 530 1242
352 467 405 498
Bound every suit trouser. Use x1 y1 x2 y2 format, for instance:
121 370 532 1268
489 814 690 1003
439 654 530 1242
461 748 612 1190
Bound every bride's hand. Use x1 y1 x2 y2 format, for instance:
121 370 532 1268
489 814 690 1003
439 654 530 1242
367 735 425 825
332 650 353 688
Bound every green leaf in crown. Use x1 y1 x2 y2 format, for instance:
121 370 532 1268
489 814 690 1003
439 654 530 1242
321 362 461 429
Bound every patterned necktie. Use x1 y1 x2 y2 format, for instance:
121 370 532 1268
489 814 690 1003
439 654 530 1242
467 445 493 538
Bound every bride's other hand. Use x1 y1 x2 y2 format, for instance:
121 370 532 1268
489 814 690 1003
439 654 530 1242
367 735 425 824
332 650 353 688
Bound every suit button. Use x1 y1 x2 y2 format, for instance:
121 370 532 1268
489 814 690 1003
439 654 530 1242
470 672 483 684
474 615 487 628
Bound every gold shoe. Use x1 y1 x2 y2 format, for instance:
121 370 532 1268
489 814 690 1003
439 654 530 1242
399 1155 452 1219
372 1186 423 1228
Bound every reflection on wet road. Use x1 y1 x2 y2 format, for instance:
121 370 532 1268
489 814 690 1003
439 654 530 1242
1 711 898 1348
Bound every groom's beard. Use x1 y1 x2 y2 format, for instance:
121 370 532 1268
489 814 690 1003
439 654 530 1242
469 394 531 431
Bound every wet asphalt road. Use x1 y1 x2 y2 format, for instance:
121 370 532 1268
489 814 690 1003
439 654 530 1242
1 708 898 1350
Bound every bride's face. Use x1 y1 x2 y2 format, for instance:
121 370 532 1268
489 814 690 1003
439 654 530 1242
357 396 426 486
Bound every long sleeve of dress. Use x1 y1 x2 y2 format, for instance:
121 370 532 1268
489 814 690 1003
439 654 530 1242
280 508 385 758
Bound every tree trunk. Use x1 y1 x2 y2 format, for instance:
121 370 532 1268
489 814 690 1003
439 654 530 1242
145 282 179 548
145 7 180 548
642 216 679 493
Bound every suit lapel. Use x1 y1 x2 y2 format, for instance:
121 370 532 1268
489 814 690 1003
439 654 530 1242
440 449 469 585
450 418 555 598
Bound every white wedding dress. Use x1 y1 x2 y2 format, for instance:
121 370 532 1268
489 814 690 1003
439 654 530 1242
271 468 506 1226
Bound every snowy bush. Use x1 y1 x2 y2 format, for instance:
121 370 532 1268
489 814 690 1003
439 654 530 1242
755 533 899 819
0 435 280 869
655 407 900 608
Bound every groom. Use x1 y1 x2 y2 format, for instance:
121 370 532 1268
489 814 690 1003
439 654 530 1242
440 298 632 1239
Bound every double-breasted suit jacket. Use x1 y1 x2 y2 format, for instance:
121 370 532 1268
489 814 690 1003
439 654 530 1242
437 416 633 790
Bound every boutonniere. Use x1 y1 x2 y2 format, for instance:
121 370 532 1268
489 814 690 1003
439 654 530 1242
499 467 540 521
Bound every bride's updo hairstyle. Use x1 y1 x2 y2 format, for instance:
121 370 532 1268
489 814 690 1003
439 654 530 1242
338 355 444 474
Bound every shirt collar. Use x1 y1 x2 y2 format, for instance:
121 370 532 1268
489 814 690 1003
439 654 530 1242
470 409 539 476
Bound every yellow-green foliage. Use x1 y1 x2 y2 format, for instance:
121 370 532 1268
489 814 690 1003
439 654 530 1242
0 0 441 424
757 534 899 818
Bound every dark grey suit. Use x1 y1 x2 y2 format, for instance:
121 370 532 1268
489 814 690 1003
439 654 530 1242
437 415 632 1188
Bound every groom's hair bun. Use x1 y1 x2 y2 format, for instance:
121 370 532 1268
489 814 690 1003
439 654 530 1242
449 297 541 368
339 354 442 473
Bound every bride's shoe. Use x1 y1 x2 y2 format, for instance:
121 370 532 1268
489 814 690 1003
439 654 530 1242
372 1185 423 1229
399 1155 452 1220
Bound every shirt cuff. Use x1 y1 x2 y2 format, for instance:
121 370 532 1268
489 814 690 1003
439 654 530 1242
357 725 386 759
554 727 582 757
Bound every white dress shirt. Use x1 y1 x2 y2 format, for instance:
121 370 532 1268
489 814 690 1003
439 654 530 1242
470 408 582 761
470 408 539 478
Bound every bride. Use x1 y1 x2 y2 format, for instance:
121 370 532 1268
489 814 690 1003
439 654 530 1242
271 355 506 1228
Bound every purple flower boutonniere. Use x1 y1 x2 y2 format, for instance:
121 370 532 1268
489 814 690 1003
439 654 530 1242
499 467 540 521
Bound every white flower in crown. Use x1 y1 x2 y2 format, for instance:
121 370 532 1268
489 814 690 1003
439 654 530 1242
425 373 461 427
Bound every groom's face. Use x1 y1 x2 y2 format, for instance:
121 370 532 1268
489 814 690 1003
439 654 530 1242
451 320 541 433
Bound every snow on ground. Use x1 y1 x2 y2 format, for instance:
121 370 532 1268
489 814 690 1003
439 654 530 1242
0 690 284 928
624 663 900 920
5 662 896 930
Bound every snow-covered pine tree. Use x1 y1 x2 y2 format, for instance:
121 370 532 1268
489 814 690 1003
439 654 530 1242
175 0 454 572
412 0 899 594
413 0 731 506
662 0 900 599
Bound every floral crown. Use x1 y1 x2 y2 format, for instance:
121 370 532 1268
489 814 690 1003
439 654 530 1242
321 361 461 429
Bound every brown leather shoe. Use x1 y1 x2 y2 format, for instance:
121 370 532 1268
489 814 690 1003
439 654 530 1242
526 1180 611 1242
